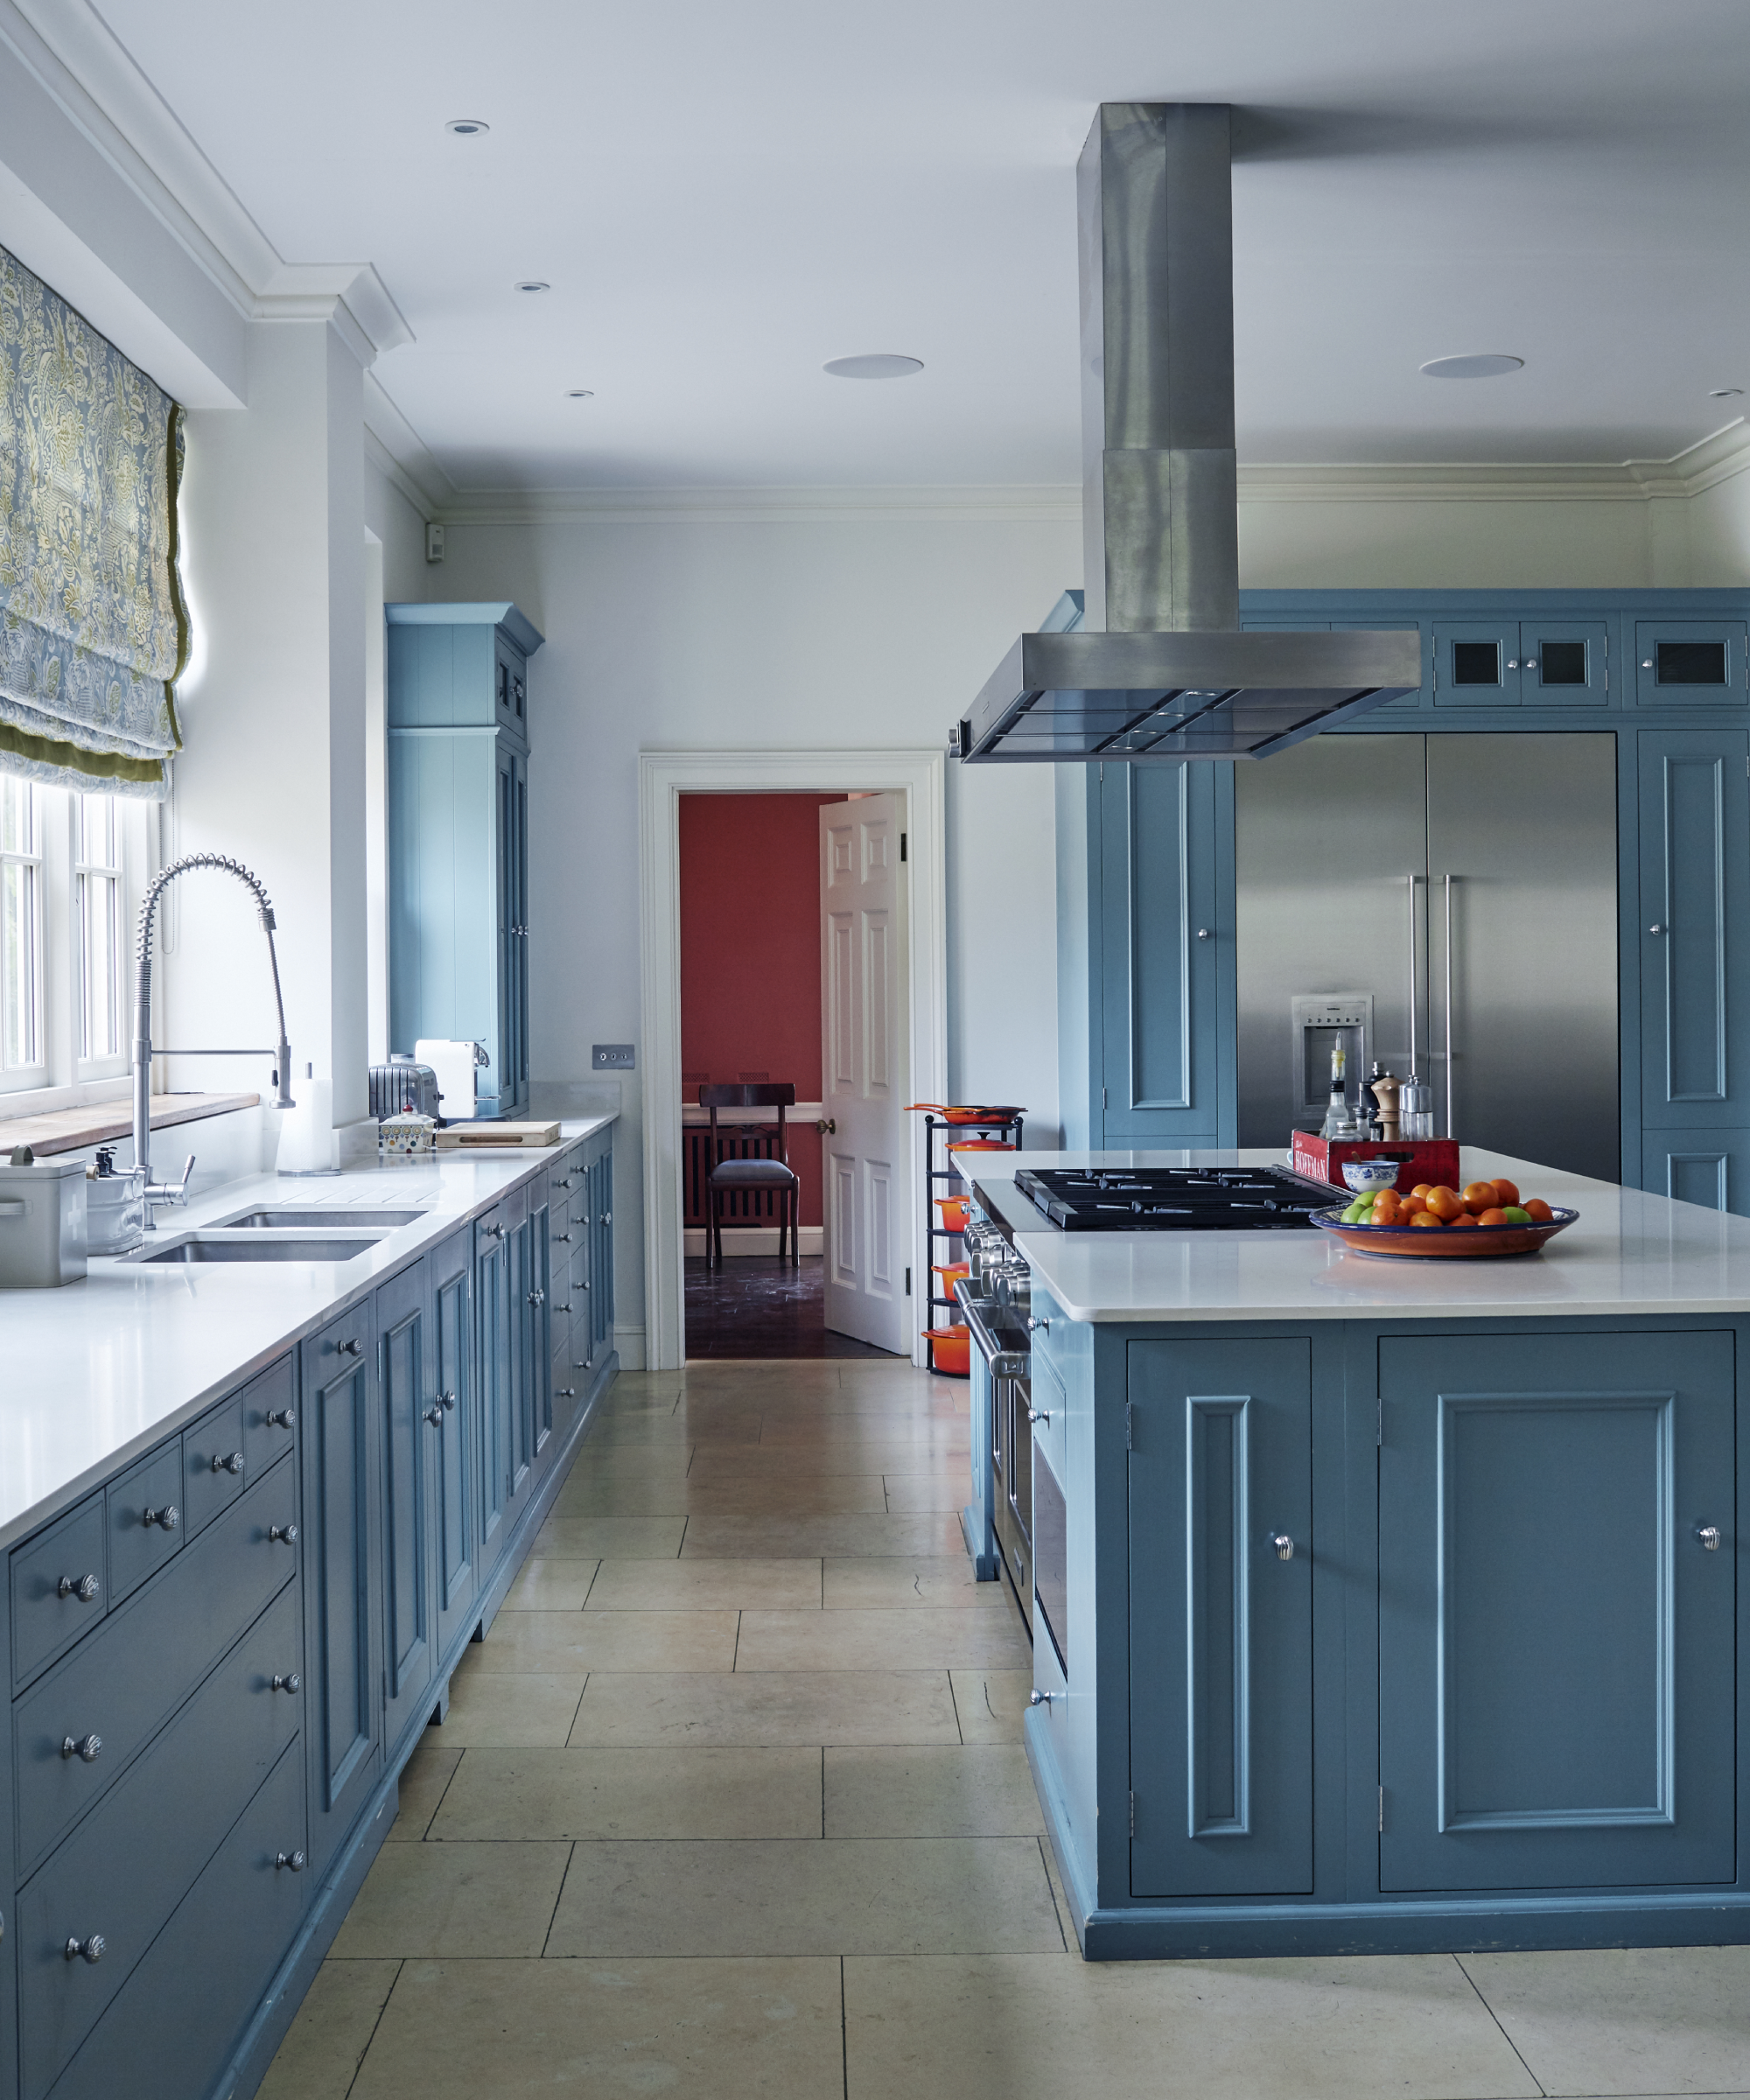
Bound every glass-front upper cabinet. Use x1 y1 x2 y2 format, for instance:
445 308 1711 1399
1433 620 1610 706
1634 621 1748 707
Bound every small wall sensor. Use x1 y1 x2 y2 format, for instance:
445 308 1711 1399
425 522 445 564
593 1044 635 1070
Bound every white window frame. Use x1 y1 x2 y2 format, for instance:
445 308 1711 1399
0 779 147 1109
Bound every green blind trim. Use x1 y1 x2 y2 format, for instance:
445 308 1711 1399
0 244 190 800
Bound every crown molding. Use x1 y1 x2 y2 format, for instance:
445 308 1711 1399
361 375 454 513
430 483 1085 527
3 0 413 361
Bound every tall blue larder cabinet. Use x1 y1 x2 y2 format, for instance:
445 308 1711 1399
387 602 543 1120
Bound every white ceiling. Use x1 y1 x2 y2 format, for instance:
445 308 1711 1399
88 0 1750 492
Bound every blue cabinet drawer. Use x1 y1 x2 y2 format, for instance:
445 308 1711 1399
17 1580 304 2100
239 1353 298 1479
15 1456 299 1878
10 1497 108 1691
104 1444 184 1605
182 1391 247 1531
41 1733 306 2100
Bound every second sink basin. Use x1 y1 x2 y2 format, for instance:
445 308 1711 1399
222 1209 427 1229
136 1235 385 1264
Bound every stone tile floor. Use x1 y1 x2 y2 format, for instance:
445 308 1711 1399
259 1361 1750 2099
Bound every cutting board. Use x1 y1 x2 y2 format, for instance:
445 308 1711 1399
435 1121 560 1149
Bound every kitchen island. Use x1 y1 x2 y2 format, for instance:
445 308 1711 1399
0 1120 616 2100
969 1148 1750 1960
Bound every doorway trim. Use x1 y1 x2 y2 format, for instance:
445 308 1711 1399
638 748 948 1371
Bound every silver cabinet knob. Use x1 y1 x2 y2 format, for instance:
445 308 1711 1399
1195 927 1211 939
1698 1524 1722 1550
485 1222 504 1240
1649 924 1667 935
424 1404 444 1426
271 1672 300 1693
528 1288 544 1306
61 1734 102 1763
65 1934 104 1964
441 1392 457 1411
58 1574 100 1603
1523 657 1537 668
555 1302 570 1314
339 1337 363 1358
268 1522 298 1545
266 1407 296 1428
601 1212 611 1225
1026 1316 1049 1333
553 1232 571 1243
211 1452 245 1475
1507 658 1519 669
143 1504 178 1530
1642 658 1654 669
1026 1408 1051 1425
275 1850 305 1872
1271 1533 1295 1561
1027 1690 1056 1707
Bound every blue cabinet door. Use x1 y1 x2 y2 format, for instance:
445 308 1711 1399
1634 621 1748 706
529 1186 553 1460
1098 764 1226 1145
1642 1130 1750 1213
300 1305 382 1877
473 1208 511 1580
1380 1329 1735 1892
1639 729 1750 1142
503 1185 535 1530
377 1261 435 1752
1127 1338 1313 1896
431 1227 477 1654
1432 621 1522 706
490 741 529 1119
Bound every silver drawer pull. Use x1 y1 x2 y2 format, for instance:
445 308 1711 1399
271 1672 300 1694
601 1211 611 1225
555 1302 570 1314
1026 1408 1051 1425
339 1336 363 1357
1027 1690 1056 1708
485 1222 505 1240
265 1406 296 1428
275 1850 305 1872
1026 1316 1049 1334
556 1388 577 1398
441 1392 457 1411
424 1404 444 1426
528 1288 544 1306
553 1233 571 1243
211 1452 245 1475
1271 1532 1295 1561
58 1574 100 1603
143 1504 178 1531
268 1522 298 1545
1698 1524 1722 1550
60 1734 102 1763
64 1934 104 1964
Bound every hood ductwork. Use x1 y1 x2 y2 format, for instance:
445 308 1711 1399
953 103 1419 765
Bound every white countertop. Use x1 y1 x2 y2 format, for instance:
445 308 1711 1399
976 1147 1750 1325
0 1118 613 1551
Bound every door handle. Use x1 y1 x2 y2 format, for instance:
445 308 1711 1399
816 1118 836 1135
1443 873 1456 1138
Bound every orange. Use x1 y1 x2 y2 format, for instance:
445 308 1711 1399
1425 1186 1463 1221
1491 1178 1520 1207
1410 1211 1446 1228
1523 1198 1554 1222
1461 1181 1497 1214
1476 1208 1509 1228
1410 1184 1434 1201
1450 1211 1479 1227
1371 1193 1404 1225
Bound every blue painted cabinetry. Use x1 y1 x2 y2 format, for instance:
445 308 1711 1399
1060 589 1750 1200
386 602 543 1119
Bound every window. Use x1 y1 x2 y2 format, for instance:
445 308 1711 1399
0 780 142 1101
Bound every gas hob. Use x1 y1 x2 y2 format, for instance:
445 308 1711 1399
1014 1165 1334 1231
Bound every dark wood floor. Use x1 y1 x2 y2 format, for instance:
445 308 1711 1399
683 1255 899 1359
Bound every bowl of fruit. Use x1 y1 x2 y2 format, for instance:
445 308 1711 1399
1311 1177 1577 1259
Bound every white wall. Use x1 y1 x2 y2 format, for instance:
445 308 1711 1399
1237 494 1660 590
432 510 1077 1348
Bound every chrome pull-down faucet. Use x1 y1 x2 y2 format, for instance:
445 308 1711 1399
132 855 295 1228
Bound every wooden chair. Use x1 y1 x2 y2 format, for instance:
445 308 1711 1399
701 1082 800 1266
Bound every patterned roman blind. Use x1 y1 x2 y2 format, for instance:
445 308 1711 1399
0 243 189 798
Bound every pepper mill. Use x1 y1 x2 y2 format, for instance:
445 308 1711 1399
1370 1070 1402 1141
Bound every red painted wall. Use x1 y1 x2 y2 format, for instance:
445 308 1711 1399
679 793 845 1229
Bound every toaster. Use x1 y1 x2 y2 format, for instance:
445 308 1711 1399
368 1060 443 1121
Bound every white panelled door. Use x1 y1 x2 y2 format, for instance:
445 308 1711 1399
820 794 907 1353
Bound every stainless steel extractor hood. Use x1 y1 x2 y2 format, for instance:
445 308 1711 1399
953 103 1420 765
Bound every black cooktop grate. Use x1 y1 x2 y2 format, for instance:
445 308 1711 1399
1015 1165 1334 1231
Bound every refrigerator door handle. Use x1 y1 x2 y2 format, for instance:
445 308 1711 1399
1444 873 1456 1138
1406 873 1420 1080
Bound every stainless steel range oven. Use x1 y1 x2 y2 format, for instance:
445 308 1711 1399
956 1230 1040 1628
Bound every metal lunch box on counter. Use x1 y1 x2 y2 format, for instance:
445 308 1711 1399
0 1152 88 1287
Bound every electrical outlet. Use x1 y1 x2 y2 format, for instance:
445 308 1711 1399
592 1043 635 1070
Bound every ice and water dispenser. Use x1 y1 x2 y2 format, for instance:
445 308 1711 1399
1290 994 1373 1129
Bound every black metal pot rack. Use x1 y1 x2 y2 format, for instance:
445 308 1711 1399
922 1110 1025 1376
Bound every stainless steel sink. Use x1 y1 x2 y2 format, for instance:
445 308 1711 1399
220 1209 426 1229
136 1235 385 1264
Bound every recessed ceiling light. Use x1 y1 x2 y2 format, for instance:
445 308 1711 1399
566 388 594 399
823 354 924 380
1419 354 1524 380
1709 387 1744 399
444 118 489 136
514 281 550 294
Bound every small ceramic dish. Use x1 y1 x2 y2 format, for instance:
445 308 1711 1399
1312 1206 1578 1259
1341 1158 1404 1194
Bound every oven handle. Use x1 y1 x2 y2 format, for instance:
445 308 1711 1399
952 1281 1031 1380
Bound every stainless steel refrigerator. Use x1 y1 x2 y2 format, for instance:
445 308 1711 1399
1236 733 1620 1183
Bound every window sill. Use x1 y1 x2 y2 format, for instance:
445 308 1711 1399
0 1091 262 1159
